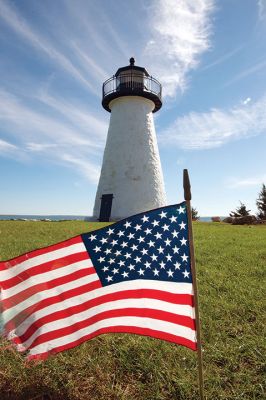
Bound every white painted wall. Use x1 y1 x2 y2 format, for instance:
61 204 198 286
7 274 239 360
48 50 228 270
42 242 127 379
93 96 167 220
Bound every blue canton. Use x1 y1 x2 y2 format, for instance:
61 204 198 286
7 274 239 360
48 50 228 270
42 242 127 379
82 202 192 287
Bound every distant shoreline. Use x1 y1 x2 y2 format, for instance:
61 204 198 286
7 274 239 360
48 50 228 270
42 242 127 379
0 215 226 222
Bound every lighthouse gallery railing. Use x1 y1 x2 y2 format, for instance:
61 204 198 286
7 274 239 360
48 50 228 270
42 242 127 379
102 73 162 100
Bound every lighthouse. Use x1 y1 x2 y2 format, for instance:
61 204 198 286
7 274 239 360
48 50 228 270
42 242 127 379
93 58 167 221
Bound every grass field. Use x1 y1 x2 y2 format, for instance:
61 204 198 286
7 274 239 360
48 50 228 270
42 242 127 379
0 221 265 400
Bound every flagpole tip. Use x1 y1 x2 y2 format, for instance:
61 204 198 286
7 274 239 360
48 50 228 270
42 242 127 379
183 169 191 200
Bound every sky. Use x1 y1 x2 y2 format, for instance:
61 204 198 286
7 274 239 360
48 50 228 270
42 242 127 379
0 0 265 216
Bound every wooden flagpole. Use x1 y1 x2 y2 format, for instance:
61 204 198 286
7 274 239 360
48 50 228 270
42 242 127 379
183 169 205 400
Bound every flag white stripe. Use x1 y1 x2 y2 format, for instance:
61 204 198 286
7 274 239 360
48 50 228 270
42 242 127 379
2 280 193 325
2 259 93 298
0 242 86 281
12 288 195 336
28 316 197 356
12 297 195 342
2 273 99 324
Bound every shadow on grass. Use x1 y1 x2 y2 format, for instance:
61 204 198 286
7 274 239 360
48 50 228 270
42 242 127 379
1 386 72 400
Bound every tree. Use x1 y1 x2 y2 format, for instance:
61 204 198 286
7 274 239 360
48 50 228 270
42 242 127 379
256 183 266 220
192 207 199 220
230 201 251 217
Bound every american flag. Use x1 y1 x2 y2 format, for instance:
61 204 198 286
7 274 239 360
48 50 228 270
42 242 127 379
0 202 196 360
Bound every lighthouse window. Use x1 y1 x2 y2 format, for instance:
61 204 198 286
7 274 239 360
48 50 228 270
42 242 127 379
116 71 145 91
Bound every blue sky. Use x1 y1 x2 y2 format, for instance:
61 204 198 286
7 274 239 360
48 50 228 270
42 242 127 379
0 0 265 216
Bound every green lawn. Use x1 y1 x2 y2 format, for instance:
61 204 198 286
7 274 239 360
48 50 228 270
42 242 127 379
0 221 265 399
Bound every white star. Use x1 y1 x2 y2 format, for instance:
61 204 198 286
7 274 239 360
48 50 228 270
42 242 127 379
112 268 119 274
150 254 158 261
122 271 129 278
178 206 185 214
157 245 164 254
106 275 113 282
180 237 187 246
121 241 128 248
169 215 177 223
141 215 149 223
124 221 132 228
181 253 189 262
152 220 159 227
117 230 125 237
164 238 171 246
119 260 125 267
160 261 166 269
115 250 121 256
137 236 145 243
138 268 145 276
153 268 159 276
93 246 101 253
102 266 109 272
144 228 152 235
174 262 181 270
179 222 186 230
128 232 135 240
134 256 141 263
128 264 135 271
171 230 179 238
183 269 190 278
124 252 131 259
89 234 97 241
111 239 118 246
104 248 111 255
98 256 105 263
134 224 142 231
159 211 167 219
107 228 114 235
100 237 108 244
144 261 151 269
173 246 180 254
131 244 138 251
162 224 170 231
148 240 155 247
108 258 115 264
141 248 148 255
166 253 172 262
154 232 162 240
167 269 174 278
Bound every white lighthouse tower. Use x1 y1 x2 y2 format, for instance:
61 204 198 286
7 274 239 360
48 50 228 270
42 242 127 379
93 58 167 221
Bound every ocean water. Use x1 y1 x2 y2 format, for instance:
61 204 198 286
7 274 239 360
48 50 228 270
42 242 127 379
0 215 87 221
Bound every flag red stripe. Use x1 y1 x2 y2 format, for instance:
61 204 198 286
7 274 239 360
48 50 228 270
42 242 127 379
21 308 196 349
14 292 195 343
0 252 90 289
0 235 82 269
5 288 193 332
4 279 102 332
1 267 96 310
27 327 197 360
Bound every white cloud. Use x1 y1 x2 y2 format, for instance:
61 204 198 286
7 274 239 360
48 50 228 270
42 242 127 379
160 94 266 149
201 45 244 71
26 143 58 152
242 97 251 105
0 0 98 94
0 89 104 183
224 59 266 87
144 0 215 96
227 175 266 188
0 138 17 151
61 154 100 183
258 0 266 20
0 89 106 148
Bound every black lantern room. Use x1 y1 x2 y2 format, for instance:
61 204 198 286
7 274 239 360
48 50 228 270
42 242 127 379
102 58 162 113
